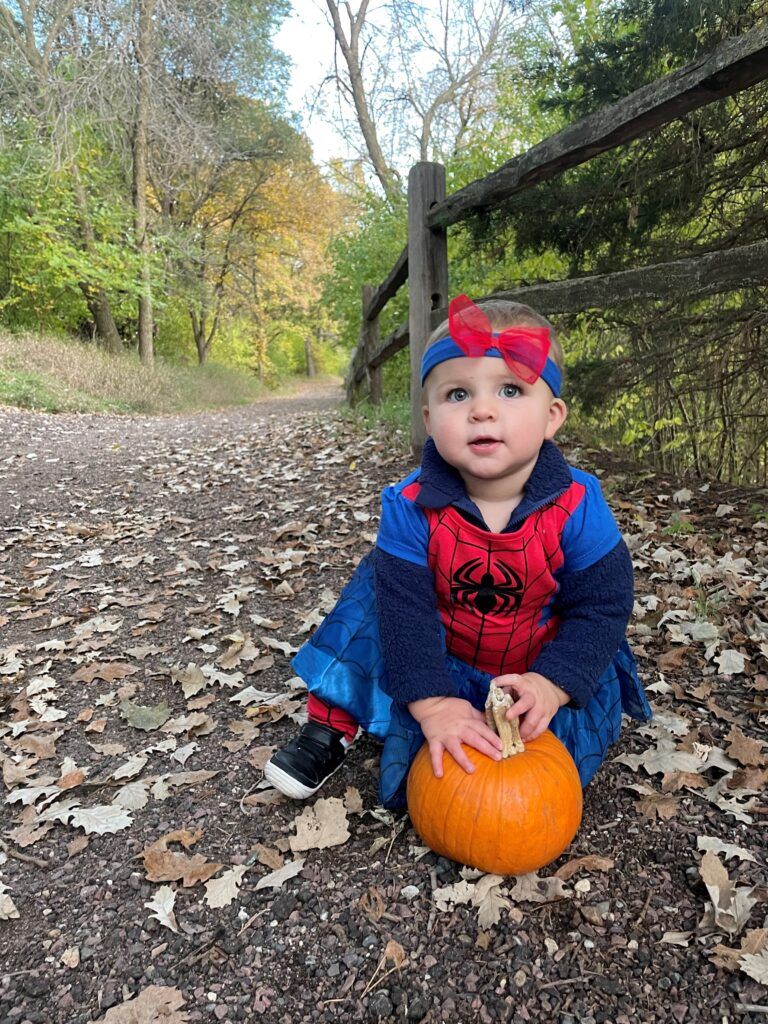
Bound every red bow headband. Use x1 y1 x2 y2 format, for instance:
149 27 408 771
448 294 550 384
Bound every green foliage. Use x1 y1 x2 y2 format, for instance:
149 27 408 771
0 134 143 333
323 191 409 352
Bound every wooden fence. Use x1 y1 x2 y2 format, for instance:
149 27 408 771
344 22 768 453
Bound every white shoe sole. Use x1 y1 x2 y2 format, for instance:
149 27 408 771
262 760 337 800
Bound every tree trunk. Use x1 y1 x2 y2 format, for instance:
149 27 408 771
305 334 316 377
79 284 123 353
325 0 401 205
72 171 122 354
134 0 155 366
190 310 209 364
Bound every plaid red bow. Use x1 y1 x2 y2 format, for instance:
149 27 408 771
448 294 550 384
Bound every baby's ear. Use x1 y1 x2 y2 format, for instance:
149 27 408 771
546 398 568 439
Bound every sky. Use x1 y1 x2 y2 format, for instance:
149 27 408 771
275 0 351 165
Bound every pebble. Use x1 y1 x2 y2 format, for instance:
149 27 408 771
368 992 393 1019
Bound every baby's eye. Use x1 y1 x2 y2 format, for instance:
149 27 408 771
447 387 469 402
500 383 520 399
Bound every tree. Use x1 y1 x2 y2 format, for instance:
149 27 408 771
321 0 515 202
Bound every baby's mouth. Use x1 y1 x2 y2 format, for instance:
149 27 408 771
470 437 499 447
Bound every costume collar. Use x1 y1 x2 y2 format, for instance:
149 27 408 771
415 438 572 530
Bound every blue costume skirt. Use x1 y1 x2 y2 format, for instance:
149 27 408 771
292 552 652 809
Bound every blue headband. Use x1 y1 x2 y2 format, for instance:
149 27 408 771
421 336 563 397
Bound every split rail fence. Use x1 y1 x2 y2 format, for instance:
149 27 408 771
344 23 768 453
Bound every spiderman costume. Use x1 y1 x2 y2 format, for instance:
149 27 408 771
291 437 652 809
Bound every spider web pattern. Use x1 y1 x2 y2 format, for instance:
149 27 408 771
425 483 585 677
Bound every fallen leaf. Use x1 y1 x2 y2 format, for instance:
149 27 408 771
726 726 767 767
554 856 615 881
112 781 150 811
472 874 511 929
119 700 171 732
144 886 179 933
697 836 758 864
289 797 350 852
0 881 19 920
204 865 247 908
70 662 137 684
254 858 305 891
739 948 768 985
100 985 189 1023
61 947 80 968
710 929 768 970
699 851 758 936
142 847 222 887
251 844 284 870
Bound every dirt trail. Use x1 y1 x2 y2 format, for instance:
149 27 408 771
0 383 766 1023
0 379 344 520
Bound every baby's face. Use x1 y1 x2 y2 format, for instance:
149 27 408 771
422 355 566 494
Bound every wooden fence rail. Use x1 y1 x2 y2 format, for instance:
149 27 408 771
345 22 768 453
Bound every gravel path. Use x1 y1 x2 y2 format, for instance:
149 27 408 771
0 385 766 1023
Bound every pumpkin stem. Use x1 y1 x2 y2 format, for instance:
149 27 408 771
485 685 525 758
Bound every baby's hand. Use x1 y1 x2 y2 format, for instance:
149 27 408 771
492 671 570 742
408 696 503 778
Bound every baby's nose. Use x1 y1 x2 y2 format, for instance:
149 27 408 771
470 397 496 419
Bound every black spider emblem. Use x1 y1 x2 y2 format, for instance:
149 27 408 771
450 558 523 615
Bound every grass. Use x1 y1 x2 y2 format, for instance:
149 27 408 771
0 331 275 414
343 395 411 435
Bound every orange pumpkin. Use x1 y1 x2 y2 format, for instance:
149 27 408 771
406 729 582 876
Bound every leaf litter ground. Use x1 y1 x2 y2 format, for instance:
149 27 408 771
0 382 766 1023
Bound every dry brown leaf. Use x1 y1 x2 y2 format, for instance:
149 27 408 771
251 843 284 870
661 771 708 793
71 663 137 684
554 856 615 881
253 858 305 891
710 929 768 971
360 886 386 922
657 647 689 671
246 745 275 770
289 797 350 852
507 874 571 904
344 787 364 814
57 769 86 790
204 865 246 908
142 848 223 887
382 939 406 969
726 726 768 767
16 732 60 758
242 789 285 807
85 719 107 734
699 851 758 936
100 984 189 1022
740 948 768 985
67 835 89 858
637 790 679 820
144 887 179 934
150 828 203 851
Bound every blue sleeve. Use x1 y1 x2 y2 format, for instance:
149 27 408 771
530 539 634 707
374 475 430 565
373 548 459 704
560 470 622 571
375 477 430 566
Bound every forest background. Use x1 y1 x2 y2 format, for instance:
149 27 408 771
0 0 766 485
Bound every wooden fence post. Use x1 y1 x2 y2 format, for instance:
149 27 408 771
408 162 448 455
362 284 382 405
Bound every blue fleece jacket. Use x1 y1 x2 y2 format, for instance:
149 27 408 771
373 439 634 708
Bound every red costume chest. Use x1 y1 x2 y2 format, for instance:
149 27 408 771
421 484 585 676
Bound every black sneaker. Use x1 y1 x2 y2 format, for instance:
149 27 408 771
263 722 348 799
